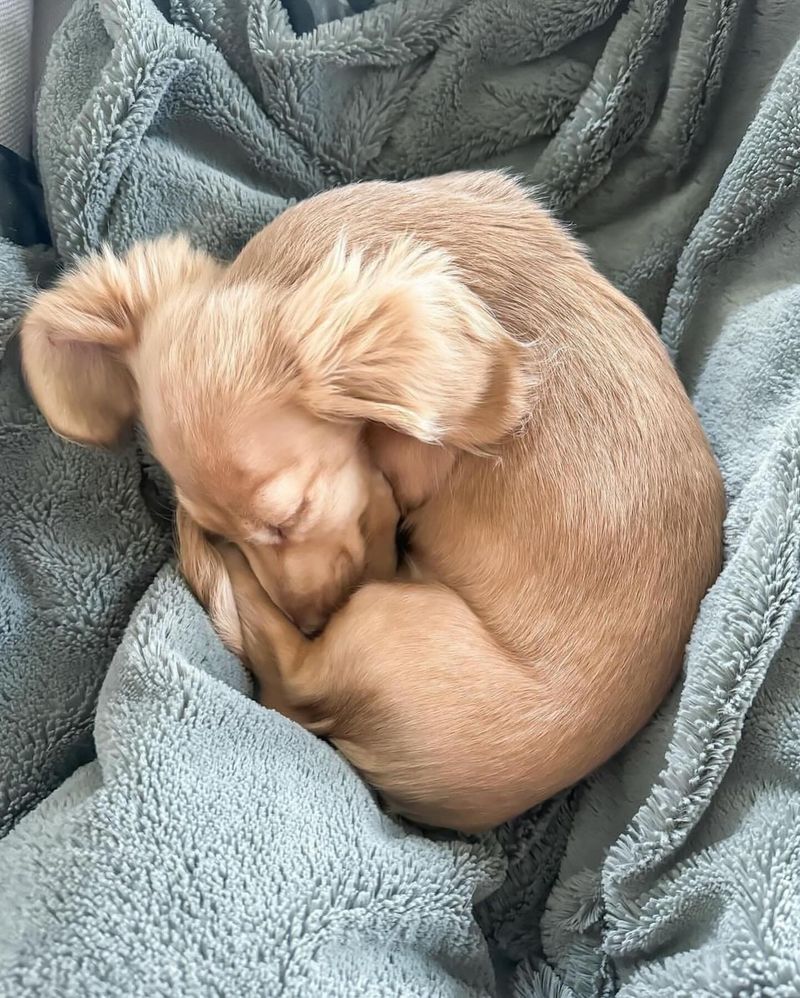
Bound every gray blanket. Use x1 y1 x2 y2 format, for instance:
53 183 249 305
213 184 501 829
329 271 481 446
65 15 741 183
2 1 800 995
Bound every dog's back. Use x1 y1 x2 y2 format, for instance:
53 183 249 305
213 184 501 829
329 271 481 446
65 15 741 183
232 174 724 803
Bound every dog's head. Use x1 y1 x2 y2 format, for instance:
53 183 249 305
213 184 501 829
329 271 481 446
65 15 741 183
21 230 531 634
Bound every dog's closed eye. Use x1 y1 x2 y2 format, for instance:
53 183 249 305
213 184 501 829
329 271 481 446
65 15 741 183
245 524 287 545
246 496 310 545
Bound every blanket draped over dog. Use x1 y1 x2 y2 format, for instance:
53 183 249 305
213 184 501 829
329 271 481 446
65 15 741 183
2 1 800 994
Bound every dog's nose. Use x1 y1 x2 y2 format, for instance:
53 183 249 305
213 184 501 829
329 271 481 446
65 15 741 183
289 575 353 637
299 619 325 639
290 594 341 638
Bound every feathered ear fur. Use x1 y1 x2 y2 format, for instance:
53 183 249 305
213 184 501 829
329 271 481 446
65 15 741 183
176 504 243 655
282 238 533 449
20 235 219 445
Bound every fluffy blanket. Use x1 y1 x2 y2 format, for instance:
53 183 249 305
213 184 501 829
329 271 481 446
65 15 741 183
2 1 800 995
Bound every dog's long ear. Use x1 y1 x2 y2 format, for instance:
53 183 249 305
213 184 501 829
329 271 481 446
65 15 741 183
285 239 533 449
175 504 244 656
20 235 219 446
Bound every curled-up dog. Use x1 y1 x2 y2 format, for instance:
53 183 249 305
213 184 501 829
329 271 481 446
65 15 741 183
21 172 725 832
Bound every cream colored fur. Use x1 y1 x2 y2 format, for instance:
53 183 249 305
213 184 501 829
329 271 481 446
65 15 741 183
20 172 725 832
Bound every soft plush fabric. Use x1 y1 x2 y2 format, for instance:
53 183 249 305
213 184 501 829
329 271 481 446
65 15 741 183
0 0 33 157
1 1 800 995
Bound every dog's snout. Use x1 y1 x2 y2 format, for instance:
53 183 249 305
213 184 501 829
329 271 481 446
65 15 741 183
271 534 365 637
285 592 342 637
237 510 371 638
298 617 325 639
293 556 361 636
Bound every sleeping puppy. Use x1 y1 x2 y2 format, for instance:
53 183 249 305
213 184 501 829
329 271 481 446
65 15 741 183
20 172 725 832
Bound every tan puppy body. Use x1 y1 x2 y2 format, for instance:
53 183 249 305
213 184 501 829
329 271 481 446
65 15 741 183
20 173 724 831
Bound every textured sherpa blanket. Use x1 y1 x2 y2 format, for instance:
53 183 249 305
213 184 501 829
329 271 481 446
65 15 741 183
2 1 800 995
